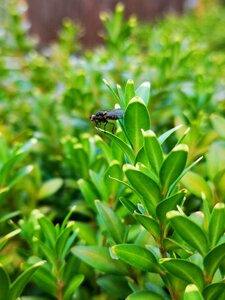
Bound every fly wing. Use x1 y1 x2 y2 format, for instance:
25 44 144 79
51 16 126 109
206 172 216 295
106 108 124 119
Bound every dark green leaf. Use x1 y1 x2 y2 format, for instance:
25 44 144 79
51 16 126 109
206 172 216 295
167 211 208 256
160 258 204 290
112 244 161 273
126 290 164 300
0 265 10 300
203 242 225 278
95 200 125 244
160 144 188 194
133 212 160 240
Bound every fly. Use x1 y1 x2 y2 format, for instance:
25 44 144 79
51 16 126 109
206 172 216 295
90 108 124 133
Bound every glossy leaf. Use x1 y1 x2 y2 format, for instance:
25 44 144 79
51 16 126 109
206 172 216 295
71 246 129 275
156 190 186 225
133 212 160 240
160 258 205 290
104 160 122 195
64 274 84 300
0 265 10 300
38 215 57 249
203 242 225 278
124 97 150 152
126 290 164 300
142 129 163 174
167 211 208 256
111 244 161 273
181 171 212 202
95 200 125 244
158 125 183 145
97 128 135 164
203 282 225 300
125 79 135 105
9 261 46 300
160 144 188 194
183 284 204 300
136 81 151 106
208 202 225 247
124 165 162 215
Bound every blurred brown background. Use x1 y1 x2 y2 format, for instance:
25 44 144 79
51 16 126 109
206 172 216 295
27 0 187 48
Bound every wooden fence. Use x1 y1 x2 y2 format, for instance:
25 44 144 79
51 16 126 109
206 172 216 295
27 0 185 47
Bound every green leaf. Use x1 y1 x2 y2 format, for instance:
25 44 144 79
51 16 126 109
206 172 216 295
89 169 109 201
158 125 183 145
160 258 204 290
38 215 57 249
142 130 163 174
120 196 137 213
133 212 160 240
74 221 97 245
126 290 164 300
208 203 225 247
124 97 150 152
95 200 125 244
183 284 204 300
0 229 21 251
125 79 135 105
160 144 188 194
77 179 99 211
203 242 225 278
206 142 225 181
38 178 63 200
156 190 186 225
64 274 84 300
111 244 161 273
56 224 77 260
104 160 122 195
9 261 46 300
203 282 225 300
0 265 10 300
124 165 162 215
210 114 225 139
167 211 208 256
181 171 212 202
103 79 121 105
136 81 151 106
97 128 135 164
72 246 129 275
97 275 130 299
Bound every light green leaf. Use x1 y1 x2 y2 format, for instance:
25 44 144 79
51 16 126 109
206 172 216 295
38 216 57 249
142 130 163 174
158 125 183 145
112 244 161 273
124 165 162 215
95 200 125 244
97 128 135 164
160 258 204 290
64 274 84 300
124 97 150 152
156 190 186 225
167 211 208 256
181 171 212 202
210 114 225 139
183 284 204 300
9 261 46 300
208 202 225 247
126 290 164 300
160 144 188 194
38 178 63 200
72 246 129 275
125 79 135 105
133 212 160 240
136 81 151 106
